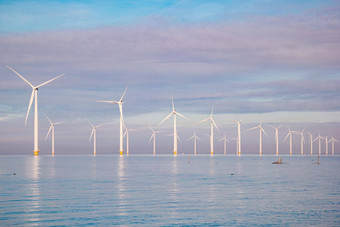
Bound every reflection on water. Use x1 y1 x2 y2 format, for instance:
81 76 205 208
117 156 127 216
26 156 41 223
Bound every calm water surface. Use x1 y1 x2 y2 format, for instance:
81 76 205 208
0 155 339 226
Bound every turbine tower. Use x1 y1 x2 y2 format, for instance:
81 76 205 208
158 96 187 155
44 114 64 156
123 127 137 155
149 127 161 155
313 133 324 155
88 120 105 156
7 66 64 156
307 132 313 155
219 135 229 155
187 131 199 155
270 125 281 156
233 120 242 156
329 136 337 155
248 122 268 156
199 108 219 155
97 87 128 155
284 127 293 155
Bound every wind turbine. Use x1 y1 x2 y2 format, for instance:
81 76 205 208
313 133 324 155
158 96 187 155
307 132 313 155
44 114 63 156
219 135 229 155
123 127 137 155
187 131 199 155
295 129 305 155
199 108 219 155
7 66 65 156
233 120 242 156
149 127 161 155
88 120 105 156
247 122 268 156
284 127 294 155
329 136 337 155
270 125 282 156
97 87 128 155
324 136 329 155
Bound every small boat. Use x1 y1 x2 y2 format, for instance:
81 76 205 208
272 157 282 164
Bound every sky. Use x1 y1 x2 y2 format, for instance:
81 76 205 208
0 0 339 155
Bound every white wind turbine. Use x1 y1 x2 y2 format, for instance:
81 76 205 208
44 114 64 156
307 132 313 155
219 135 229 155
158 97 187 155
123 127 137 155
324 136 329 155
97 87 128 155
149 127 161 155
233 120 242 156
199 108 219 155
7 66 65 156
88 120 105 156
294 129 305 155
270 125 282 156
284 127 294 155
187 131 199 155
247 122 268 156
329 136 337 155
313 133 324 155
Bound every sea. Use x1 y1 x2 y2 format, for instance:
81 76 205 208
0 154 339 226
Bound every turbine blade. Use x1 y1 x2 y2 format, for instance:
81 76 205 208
158 112 173 126
7 66 34 88
198 118 209 124
25 89 35 125
171 96 175 112
148 134 154 144
89 129 94 142
43 113 52 124
97 100 119 104
247 126 259 131
284 132 290 142
187 135 194 141
36 73 65 88
96 123 105 128
176 111 188 119
261 127 268 137
45 125 53 140
210 107 214 118
120 86 128 102
87 120 94 128
211 118 219 131
54 121 64 125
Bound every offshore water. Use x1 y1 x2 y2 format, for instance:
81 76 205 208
0 155 339 226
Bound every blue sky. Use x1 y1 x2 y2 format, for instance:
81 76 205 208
0 0 339 154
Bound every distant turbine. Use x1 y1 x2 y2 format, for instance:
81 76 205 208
88 120 105 156
219 135 230 155
248 122 268 156
324 136 329 155
284 127 294 155
123 127 137 155
158 96 187 155
7 66 65 156
149 127 161 155
329 136 337 155
233 120 242 156
187 131 199 155
270 125 282 156
199 108 219 155
44 114 64 156
97 87 128 155
294 129 305 155
313 133 324 155
307 132 313 155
